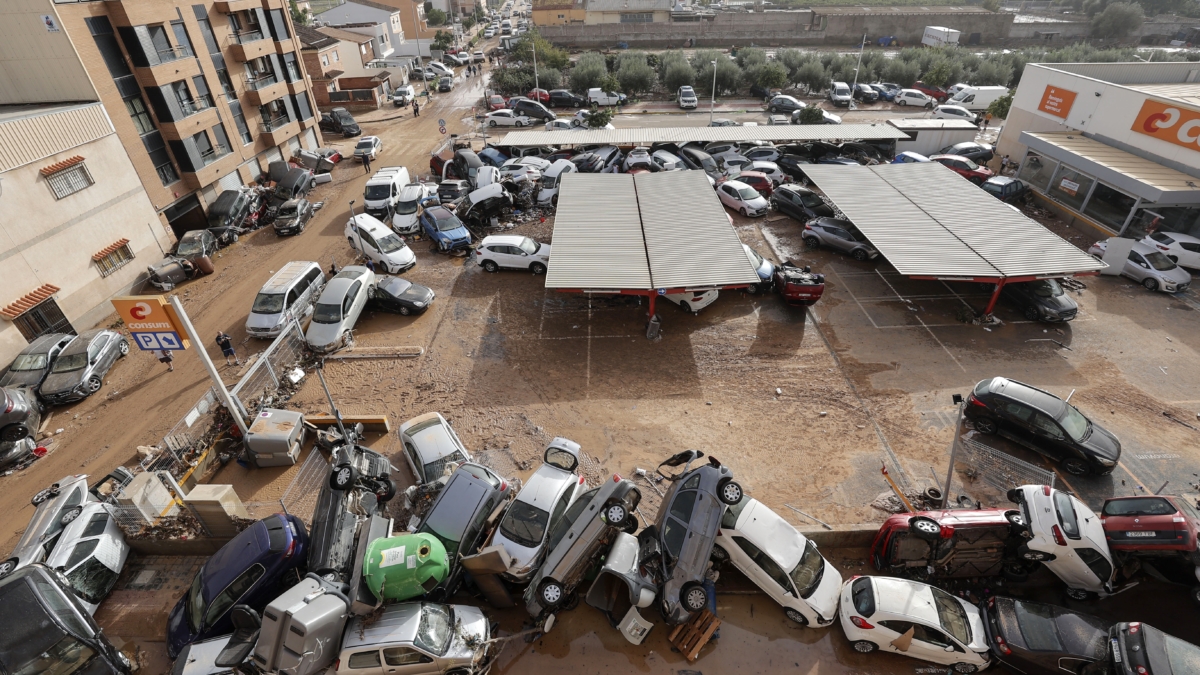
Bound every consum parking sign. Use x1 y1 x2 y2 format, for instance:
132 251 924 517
111 296 190 351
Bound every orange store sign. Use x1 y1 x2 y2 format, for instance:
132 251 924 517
1132 99 1200 152
1038 85 1077 118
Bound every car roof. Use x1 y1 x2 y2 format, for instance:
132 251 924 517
350 213 391 235
423 469 492 540
987 377 1065 416
358 136 380 143
403 413 463 463
59 329 105 355
516 464 577 509
929 154 971 162
482 234 527 246
259 261 320 294
872 577 940 624
342 602 421 649
723 179 752 190
18 332 71 356
1158 230 1200 243
731 499 809 570
319 267 370 302
203 519 269 592
985 176 1015 185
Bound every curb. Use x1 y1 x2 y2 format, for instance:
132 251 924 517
801 524 880 548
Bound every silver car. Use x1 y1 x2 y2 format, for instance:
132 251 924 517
305 266 374 353
0 474 92 576
42 501 129 614
335 602 495 675
399 412 472 486
1087 238 1192 293
38 329 128 405
802 217 880 262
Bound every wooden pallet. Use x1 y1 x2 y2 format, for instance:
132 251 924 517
667 609 721 663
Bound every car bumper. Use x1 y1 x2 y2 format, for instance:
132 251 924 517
246 326 283 338
1040 310 1077 322
274 226 301 235
1164 282 1190 292
40 390 85 405
744 207 767 217
388 259 417 274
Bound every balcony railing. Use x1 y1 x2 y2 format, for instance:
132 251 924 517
232 29 265 44
244 73 278 91
157 45 193 64
177 95 214 118
259 115 291 133
199 146 232 167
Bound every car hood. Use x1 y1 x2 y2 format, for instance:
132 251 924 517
492 532 540 571
1081 422 1121 460
1160 265 1193 284
167 597 197 658
437 226 471 241
306 322 347 352
1037 292 1078 313
384 245 417 266
807 559 843 621
393 212 419 231
39 370 85 395
747 196 770 209
755 257 775 281
0 369 44 389
445 605 490 662
246 311 285 331
964 604 990 652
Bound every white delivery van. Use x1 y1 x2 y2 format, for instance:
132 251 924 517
345 214 417 274
363 166 411 220
948 86 1009 112
537 159 576 205
587 88 627 106
922 26 961 48
246 261 326 338
886 119 978 158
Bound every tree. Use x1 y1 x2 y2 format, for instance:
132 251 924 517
663 60 695 92
1091 2 1144 37
490 65 536 95
972 60 1014 86
701 58 741 95
583 107 614 129
462 15 476 30
922 59 954 88
617 55 656 95
987 92 1013 119
426 8 448 26
658 50 690 82
743 62 788 90
736 47 767 68
432 30 453 51
509 30 570 70
982 0 1002 10
796 106 825 124
288 0 309 26
796 61 826 93
570 54 609 94
880 59 920 87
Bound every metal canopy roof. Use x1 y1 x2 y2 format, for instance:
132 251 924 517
545 172 761 291
1021 131 1200 205
803 162 1106 280
498 124 908 148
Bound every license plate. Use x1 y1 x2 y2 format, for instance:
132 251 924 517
1112 638 1122 663
1126 531 1156 537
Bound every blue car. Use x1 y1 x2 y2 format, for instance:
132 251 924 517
892 151 931 164
420 205 473 251
478 147 508 167
166 514 307 659
869 83 899 101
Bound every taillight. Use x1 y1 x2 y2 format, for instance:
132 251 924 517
500 480 508 492
1157 245 1169 251
995 635 1012 655
334 660 340 671
1052 524 1067 546
987 597 995 609
1043 485 1052 497
1129 622 1141 634
1136 668 1148 675
578 476 585 484
613 474 621 482
967 395 987 409
2 397 11 414
850 616 874 630
804 223 813 230
284 537 297 558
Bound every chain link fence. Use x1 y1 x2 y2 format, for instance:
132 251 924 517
141 389 221 477
245 446 330 526
958 437 1057 494
229 321 309 419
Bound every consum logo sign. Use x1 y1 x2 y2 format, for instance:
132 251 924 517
1132 99 1200 152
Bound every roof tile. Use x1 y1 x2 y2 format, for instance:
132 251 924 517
2 284 61 320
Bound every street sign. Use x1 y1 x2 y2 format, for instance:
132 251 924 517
438 118 446 127
111 296 190 350
439 126 447 135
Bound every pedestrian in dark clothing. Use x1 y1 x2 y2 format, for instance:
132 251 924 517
330 261 339 276
413 101 420 117
364 258 376 273
363 154 372 173
216 331 241 366
155 349 174 372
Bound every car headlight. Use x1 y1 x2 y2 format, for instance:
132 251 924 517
1096 457 1117 467
413 301 426 308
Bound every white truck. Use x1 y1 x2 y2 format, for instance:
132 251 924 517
587 88 627 106
886 119 978 158
947 85 1009 112
922 26 961 48
363 166 412 221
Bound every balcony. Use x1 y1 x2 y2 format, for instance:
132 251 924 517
157 107 219 142
258 115 300 147
179 147 240 191
213 0 263 12
232 29 266 45
135 55 201 89
178 95 215 118
243 77 289 106
199 146 233 167
226 30 273 61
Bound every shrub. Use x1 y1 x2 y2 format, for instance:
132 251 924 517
988 92 1013 119
508 30 569 70
583 107 614 129
617 55 656 95
971 60 1014 87
663 60 696 92
880 59 920 88
658 50 690 81
736 47 768 68
426 8 448 25
796 106 825 124
1091 2 1144 37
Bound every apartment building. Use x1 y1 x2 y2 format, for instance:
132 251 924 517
1 0 324 238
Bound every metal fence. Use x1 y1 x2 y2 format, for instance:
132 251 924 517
957 437 1056 493
229 321 309 420
140 388 221 477
245 446 329 525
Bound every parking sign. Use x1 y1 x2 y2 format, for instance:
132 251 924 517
133 331 185 351
111 296 190 350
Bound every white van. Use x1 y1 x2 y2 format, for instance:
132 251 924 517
948 85 1009 112
392 85 416 107
345 214 417 274
246 261 326 338
363 166 411 220
537 159 576 205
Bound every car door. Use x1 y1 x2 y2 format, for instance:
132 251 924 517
827 225 855 254
909 624 965 666
730 535 799 610
380 646 437 674
1177 241 1200 268
1028 412 1070 461
876 619 915 656
1126 251 1150 281
775 191 801 220
85 335 109 378
997 399 1038 441
718 184 736 208
343 648 385 675
345 280 366 327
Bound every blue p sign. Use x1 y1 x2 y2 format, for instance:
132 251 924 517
133 331 185 351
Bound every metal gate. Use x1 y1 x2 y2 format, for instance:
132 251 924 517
217 170 243 192
12 298 74 341
958 437 1056 493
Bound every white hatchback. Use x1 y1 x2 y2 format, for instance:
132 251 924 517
716 179 769 217
485 109 531 127
715 498 842 626
839 576 992 672
43 501 129 614
475 235 551 274
665 289 719 314
1009 484 1116 599
895 89 935 108
345 214 417 274
932 105 976 122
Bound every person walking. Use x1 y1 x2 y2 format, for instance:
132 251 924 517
363 257 376 273
155 349 174 372
413 101 420 117
983 111 992 130
329 260 339 276
363 152 372 173
1000 154 1011 175
215 331 241 366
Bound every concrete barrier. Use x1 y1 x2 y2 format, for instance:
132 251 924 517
801 524 880 549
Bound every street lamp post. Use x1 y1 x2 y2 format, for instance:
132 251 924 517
533 38 539 93
413 0 429 98
850 33 865 111
709 59 717 125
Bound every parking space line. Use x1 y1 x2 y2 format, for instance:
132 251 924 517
916 315 967 372
538 288 547 339
939 280 977 311
874 268 909 303
827 268 881 329
586 300 592 399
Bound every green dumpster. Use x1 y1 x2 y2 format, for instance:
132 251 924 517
362 533 449 602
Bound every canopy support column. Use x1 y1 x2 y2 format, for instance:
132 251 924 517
983 279 1007 317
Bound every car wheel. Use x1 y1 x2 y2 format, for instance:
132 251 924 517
1191 586 1200 607
681 582 708 612
852 248 869 262
746 283 760 295
0 559 16 578
852 640 878 653
1002 562 1030 582
1065 588 1093 601
1062 457 1092 476
953 663 978 674
897 100 906 106
1005 510 1026 528
785 608 809 626
740 207 749 217
86 375 102 393
347 237 357 250
1023 306 1040 321
679 301 691 313
621 515 639 534
539 579 565 607
530 262 546 275
710 545 729 563
376 478 397 503
604 502 628 525
231 233 239 243
0 424 28 442
61 506 82 525
804 237 819 251
1020 548 1051 562
969 176 983 185
717 478 744 505
330 462 358 491
1143 277 1159 291
399 306 412 316
482 260 499 273
972 416 998 434
908 515 942 541
32 487 56 506
118 339 129 356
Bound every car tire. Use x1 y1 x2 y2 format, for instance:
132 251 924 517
1190 586 1200 607
483 260 499 273
1065 588 1093 601
0 559 16 578
1002 562 1030 582
852 248 869 262
0 424 28 443
681 582 708 612
925 102 934 109
231 233 239 243
680 301 691 313
87 375 102 393
1062 457 1092 476
539 579 565 607
61 506 82 525
908 516 942 541
972 417 998 434
804 237 819 251
710 545 729 563
746 283 760 295
32 487 57 506
740 208 749 217
785 608 809 626
717 478 744 505
530 262 546 275
1019 547 1052 562
1023 306 1040 321
898 100 906 106
399 306 412 316
376 478 397 503
953 663 978 674
852 640 878 653
604 502 628 526
1143 277 1159 291
347 237 357 250
1005 510 1027 529
330 462 358 491
622 515 639 534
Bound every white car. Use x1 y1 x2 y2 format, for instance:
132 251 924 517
475 234 551 274
839 576 992 672
665 289 718 314
1142 230 1200 269
345 214 416 274
895 89 935 108
714 152 752 172
537 159 576 205
1009 484 1116 599
545 118 573 131
353 135 382 162
717 179 769 217
499 156 550 183
391 183 435 235
678 85 699 109
932 104 977 122
570 109 590 127
748 160 786 185
715 498 842 626
623 147 654 172
305 266 374 353
427 60 454 77
486 109 531 127
489 438 584 582
651 150 685 172
484 28 495 37
43 501 129 614
399 412 472 486
1087 238 1192 293
743 145 782 162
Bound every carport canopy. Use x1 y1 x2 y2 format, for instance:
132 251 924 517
546 171 761 316
802 162 1106 314
498 124 908 148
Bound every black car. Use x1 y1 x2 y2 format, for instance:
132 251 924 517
511 99 555 122
571 146 622 173
319 107 361 137
207 188 258 232
548 89 585 108
367 276 434 315
269 167 316 211
438 179 470 203
964 376 1121 476
980 596 1109 675
272 198 313 236
772 184 834 222
981 176 1032 204
939 141 994 163
996 279 1078 322
1110 622 1200 675
677 146 719 175
766 95 805 114
750 83 773 100
776 155 814 182
1 333 74 393
853 83 879 102
438 76 453 92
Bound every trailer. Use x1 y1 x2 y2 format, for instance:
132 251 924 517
922 26 961 48
886 119 978 158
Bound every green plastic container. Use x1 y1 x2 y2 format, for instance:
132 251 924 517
362 533 449 602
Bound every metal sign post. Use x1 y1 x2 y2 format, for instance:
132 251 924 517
169 295 249 437
941 394 965 508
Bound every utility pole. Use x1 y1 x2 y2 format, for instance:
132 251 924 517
941 394 965 508
709 59 717 125
850 33 865 111
533 38 539 93
349 199 366 256
169 296 248 436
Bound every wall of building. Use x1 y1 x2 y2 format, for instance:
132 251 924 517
584 9 672 24
818 9 1014 45
0 0 97 105
532 8 587 25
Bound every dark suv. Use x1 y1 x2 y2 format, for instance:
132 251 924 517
964 377 1121 476
548 89 585 108
511 98 556 122
319 107 361 137
995 279 1078 322
772 184 834 222
638 450 743 625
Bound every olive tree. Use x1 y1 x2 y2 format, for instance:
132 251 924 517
617 55 656 95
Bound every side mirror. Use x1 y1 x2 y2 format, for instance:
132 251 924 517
945 645 956 652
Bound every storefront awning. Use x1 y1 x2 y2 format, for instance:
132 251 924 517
1020 131 1200 205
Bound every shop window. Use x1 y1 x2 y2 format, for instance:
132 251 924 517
1047 164 1093 212
1016 150 1058 192
1082 182 1138 232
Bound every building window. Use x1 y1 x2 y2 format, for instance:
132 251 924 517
1083 182 1138 231
94 241 135 278
228 100 253 144
144 132 179 185
321 54 329 66
619 12 653 22
125 95 155 134
361 44 367 54
1047 164 1094 212
45 163 94 200
11 298 74 343
333 50 340 62
1016 151 1059 193
558 13 564 18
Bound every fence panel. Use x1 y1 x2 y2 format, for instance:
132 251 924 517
958 437 1056 493
245 447 329 525
229 321 308 419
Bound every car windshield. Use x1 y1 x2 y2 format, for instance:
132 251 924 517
960 158 980 170
540 174 559 189
790 540 826 598
186 569 206 633
395 199 419 215
681 87 694 96
311 302 342 324
278 204 298 217
377 233 406 254
50 353 87 373
435 214 464 232
736 187 760 201
1029 279 1064 297
931 587 971 644
745 247 764 267
699 156 718 172
1145 251 1178 271
1013 600 1064 651
251 293 285 314
414 603 454 656
1053 491 1082 539
835 86 850 95
66 556 118 605
1059 404 1090 442
499 500 550 548
10 353 48 372
1150 232 1175 245
355 140 374 151
800 193 824 208
9 634 96 675
1155 626 1200 674
334 111 354 125
518 238 540 255
1103 497 1175 516
364 185 391 200
176 236 203 256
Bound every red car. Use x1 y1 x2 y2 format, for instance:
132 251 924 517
930 154 994 184
772 262 825 306
871 507 1030 580
430 153 450 178
1101 494 1200 558
487 94 507 111
912 80 948 102
732 170 774 197
527 88 550 104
